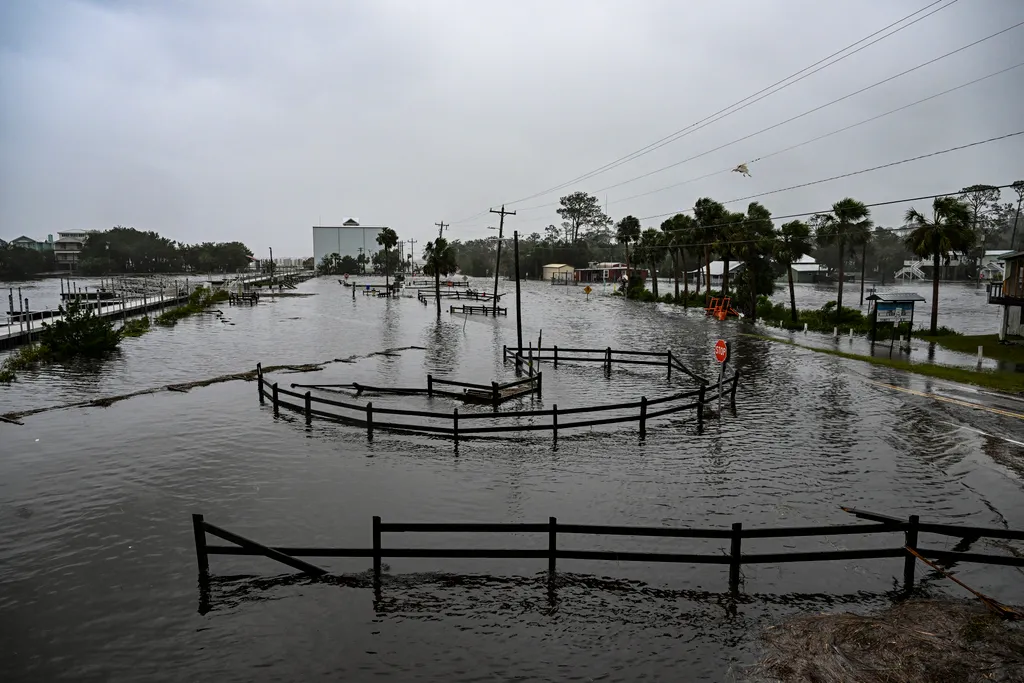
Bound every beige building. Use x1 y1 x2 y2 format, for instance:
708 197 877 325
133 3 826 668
542 263 574 282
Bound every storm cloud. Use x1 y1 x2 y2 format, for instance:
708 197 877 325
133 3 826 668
1 0 1022 255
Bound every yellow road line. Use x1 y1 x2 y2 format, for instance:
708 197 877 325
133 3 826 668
870 381 1024 420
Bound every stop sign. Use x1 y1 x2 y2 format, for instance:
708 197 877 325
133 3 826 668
714 339 729 363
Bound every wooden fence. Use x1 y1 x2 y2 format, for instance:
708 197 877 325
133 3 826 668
294 372 542 408
257 361 732 442
450 304 507 316
504 345 710 386
191 507 1024 594
418 290 501 303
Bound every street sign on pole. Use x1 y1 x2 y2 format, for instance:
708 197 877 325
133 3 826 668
714 339 730 412
714 339 729 363
583 285 592 300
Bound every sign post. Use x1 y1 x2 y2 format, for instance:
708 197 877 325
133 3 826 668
583 285 592 301
714 339 730 412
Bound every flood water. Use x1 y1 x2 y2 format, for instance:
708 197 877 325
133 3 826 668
1 276 1023 682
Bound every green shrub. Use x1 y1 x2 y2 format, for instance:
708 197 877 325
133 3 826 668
120 316 151 338
0 343 50 383
156 287 228 326
39 299 122 359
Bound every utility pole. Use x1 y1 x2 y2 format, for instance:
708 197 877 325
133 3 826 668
514 230 523 353
269 246 274 287
434 221 449 241
489 205 516 315
1011 183 1024 251
406 238 417 273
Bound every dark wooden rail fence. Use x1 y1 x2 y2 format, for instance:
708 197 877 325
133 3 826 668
450 304 507 316
191 508 1024 595
503 345 709 386
258 362 726 442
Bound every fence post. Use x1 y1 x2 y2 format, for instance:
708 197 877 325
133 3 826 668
536 372 542 398
605 346 611 372
903 514 919 592
367 402 374 441
548 516 557 575
192 513 209 575
667 349 672 379
639 396 648 440
372 515 382 578
552 404 558 443
491 381 500 409
305 391 312 423
729 522 742 592
553 345 558 368
427 374 433 397
697 384 705 428
272 383 279 415
503 344 507 361
453 408 459 445
730 370 740 407
257 364 264 403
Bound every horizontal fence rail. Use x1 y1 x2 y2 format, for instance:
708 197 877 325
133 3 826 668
191 509 1024 595
257 361 733 442
503 345 710 386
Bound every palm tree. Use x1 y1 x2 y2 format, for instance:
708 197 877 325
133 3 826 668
422 238 458 319
904 197 974 334
775 220 813 323
718 211 746 297
693 198 727 300
661 214 696 302
375 227 399 291
730 201 777 318
636 228 664 298
814 198 872 322
615 216 641 295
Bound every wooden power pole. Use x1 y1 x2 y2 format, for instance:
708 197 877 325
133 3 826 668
434 221 448 241
489 205 516 315
514 230 522 352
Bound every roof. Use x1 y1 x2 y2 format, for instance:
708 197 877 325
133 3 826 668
795 254 817 264
10 235 37 243
997 250 1024 261
543 263 572 269
791 263 823 272
312 225 387 230
687 260 744 276
866 292 926 302
985 249 1013 256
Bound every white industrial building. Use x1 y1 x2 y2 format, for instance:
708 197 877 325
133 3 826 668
312 219 389 265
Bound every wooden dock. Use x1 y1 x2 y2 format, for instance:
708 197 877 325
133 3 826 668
1 292 189 350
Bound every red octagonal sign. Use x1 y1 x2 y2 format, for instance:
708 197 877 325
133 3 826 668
714 339 729 363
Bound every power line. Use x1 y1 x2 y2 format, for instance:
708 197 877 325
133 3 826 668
463 13 1020 228
584 21 1024 199
600 61 1024 209
500 0 960 206
638 131 1024 221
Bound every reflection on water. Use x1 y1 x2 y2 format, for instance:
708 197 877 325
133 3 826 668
0 276 1022 682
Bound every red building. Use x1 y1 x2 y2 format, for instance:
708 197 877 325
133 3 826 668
573 262 648 284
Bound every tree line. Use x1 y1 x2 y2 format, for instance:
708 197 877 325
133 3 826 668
1 226 256 277
447 182 1023 334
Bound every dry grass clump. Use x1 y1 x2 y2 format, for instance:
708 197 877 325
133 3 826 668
750 599 1024 683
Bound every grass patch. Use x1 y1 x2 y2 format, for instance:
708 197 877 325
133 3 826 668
750 599 1024 683
745 333 1024 394
917 333 1024 363
119 316 150 338
156 287 229 326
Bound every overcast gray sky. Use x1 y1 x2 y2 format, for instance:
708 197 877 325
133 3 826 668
1 0 1022 256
